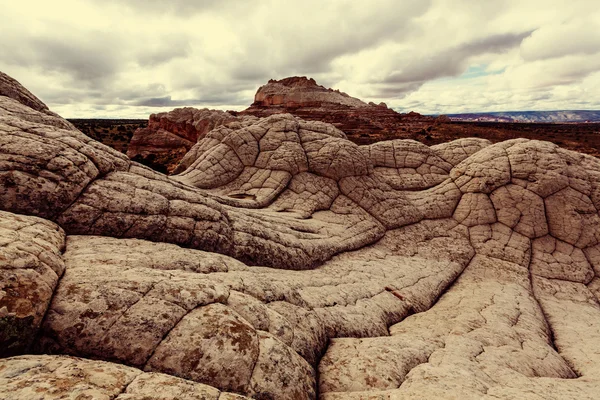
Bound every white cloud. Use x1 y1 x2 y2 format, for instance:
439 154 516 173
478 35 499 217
0 0 598 117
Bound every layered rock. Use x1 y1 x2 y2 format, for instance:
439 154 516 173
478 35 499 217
3 71 600 399
127 108 237 173
241 76 437 141
249 76 368 108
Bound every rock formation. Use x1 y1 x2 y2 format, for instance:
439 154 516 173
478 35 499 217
127 77 439 174
248 76 369 108
3 71 600 399
127 107 237 173
241 76 436 140
100 77 600 176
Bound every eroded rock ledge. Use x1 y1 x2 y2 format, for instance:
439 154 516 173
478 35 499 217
2 71 600 399
127 108 238 173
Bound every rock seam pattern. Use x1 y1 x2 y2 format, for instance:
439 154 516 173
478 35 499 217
2 71 600 399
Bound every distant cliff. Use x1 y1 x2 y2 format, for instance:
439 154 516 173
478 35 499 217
240 76 435 138
446 110 600 123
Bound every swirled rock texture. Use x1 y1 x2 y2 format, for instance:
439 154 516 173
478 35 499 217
2 71 600 399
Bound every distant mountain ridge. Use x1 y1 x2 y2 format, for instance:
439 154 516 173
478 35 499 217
444 110 600 123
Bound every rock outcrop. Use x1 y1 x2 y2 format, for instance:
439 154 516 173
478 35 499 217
83 77 600 175
3 71 600 399
126 77 440 174
127 108 237 173
249 76 369 108
241 76 436 140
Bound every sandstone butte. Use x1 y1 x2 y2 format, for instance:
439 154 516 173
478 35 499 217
240 76 436 134
2 70 600 399
127 76 438 173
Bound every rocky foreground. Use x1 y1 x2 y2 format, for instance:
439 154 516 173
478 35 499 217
2 71 600 399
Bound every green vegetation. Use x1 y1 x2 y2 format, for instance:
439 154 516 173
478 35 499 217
68 119 147 154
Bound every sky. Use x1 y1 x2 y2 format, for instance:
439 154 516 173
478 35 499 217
0 0 599 118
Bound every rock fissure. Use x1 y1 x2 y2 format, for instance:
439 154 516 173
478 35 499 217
3 72 600 399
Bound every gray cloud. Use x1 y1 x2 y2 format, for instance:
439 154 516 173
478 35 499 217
0 33 121 88
364 31 533 99
460 32 534 54
136 40 191 67
132 96 194 107
246 0 431 75
520 20 600 62
372 82 423 99
381 32 532 86
131 83 252 107
32 38 120 85
1 0 598 118
228 64 273 84
115 83 169 102
86 0 247 16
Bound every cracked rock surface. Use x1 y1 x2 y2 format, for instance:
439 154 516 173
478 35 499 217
2 71 600 399
128 107 239 173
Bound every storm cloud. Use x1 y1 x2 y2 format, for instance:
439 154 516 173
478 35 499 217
0 0 598 117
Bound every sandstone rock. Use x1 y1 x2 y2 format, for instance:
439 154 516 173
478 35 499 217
321 255 578 398
0 71 75 131
0 355 249 399
241 77 437 142
248 331 316 400
250 77 368 109
490 184 548 238
431 137 492 166
367 140 453 190
0 211 65 357
3 71 600 399
127 108 238 173
117 77 448 175
0 95 130 219
145 303 260 393
531 235 594 283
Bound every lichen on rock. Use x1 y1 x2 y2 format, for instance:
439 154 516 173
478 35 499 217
2 71 600 399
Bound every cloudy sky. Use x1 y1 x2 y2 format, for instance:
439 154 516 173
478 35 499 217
1 0 599 118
